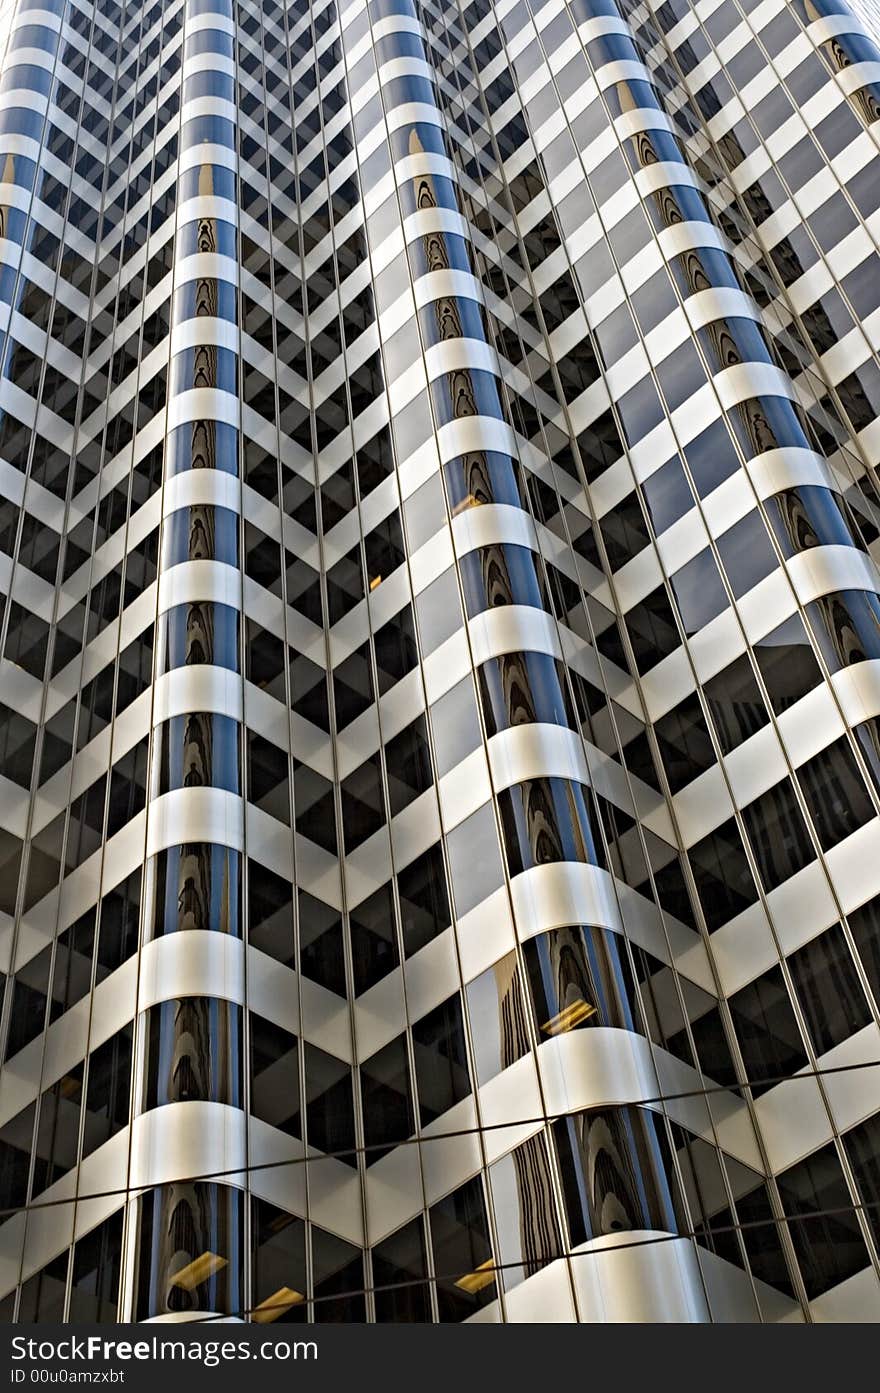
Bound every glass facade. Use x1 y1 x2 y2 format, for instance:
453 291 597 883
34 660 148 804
0 0 879 1324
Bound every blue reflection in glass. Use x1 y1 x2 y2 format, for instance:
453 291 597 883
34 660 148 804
159 712 240 795
459 542 546 616
152 843 242 937
161 602 240 673
162 505 239 567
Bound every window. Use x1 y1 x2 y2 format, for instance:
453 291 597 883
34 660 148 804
716 511 777 597
654 693 715 791
397 843 450 957
82 1025 133 1158
777 1144 869 1300
445 803 504 917
741 779 815 891
554 1105 682 1244
412 995 470 1125
704 654 769 754
144 999 242 1109
349 883 398 994
304 1044 355 1163
669 548 727 635
753 614 821 713
69 1211 124 1322
797 737 875 851
523 925 638 1038
372 1219 431 1321
429 1177 494 1321
466 951 530 1084
251 1201 307 1323
385 715 433 816
360 1034 413 1164
250 1015 299 1135
340 753 384 851
497 778 605 875
136 1184 242 1319
247 863 294 966
624 585 680 672
728 966 808 1096
787 925 871 1056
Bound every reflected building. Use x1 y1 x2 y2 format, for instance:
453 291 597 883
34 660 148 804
1 0 880 1325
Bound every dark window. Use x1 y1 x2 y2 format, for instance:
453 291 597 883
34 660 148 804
704 654 769 754
304 1044 355 1163
144 998 241 1109
797 737 875 851
340 752 385 851
624 585 680 672
69 1211 124 1322
384 716 433 816
250 1015 300 1135
843 1113 880 1257
777 1144 869 1300
848 894 880 1008
372 1219 431 1321
135 1184 242 1320
412 995 470 1125
299 890 346 997
654 694 715 791
728 966 808 1096
397 843 450 957
333 643 373 728
753 614 821 713
374 608 418 692
82 1025 133 1158
312 1226 365 1322
787 925 871 1057
498 778 605 875
554 1105 682 1245
349 883 398 995
741 779 815 891
360 1034 413 1165
429 1177 494 1321
294 763 338 854
247 863 294 967
251 1201 307 1323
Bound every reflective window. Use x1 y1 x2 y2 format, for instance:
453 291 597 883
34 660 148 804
728 966 808 1096
360 1034 413 1163
135 1184 243 1320
349 883 398 995
429 1177 495 1321
412 994 470 1125
250 1015 299 1136
397 843 450 957
787 925 871 1056
251 1201 307 1323
144 998 242 1109
554 1105 682 1244
741 779 815 891
777 1144 870 1300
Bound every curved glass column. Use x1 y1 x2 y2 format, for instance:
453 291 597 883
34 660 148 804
130 0 246 1321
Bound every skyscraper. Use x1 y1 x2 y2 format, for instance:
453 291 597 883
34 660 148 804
1 0 880 1326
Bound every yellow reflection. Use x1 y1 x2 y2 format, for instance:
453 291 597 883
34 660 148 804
451 494 483 515
454 1259 496 1294
169 1252 228 1292
252 1287 305 1323
540 998 597 1036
